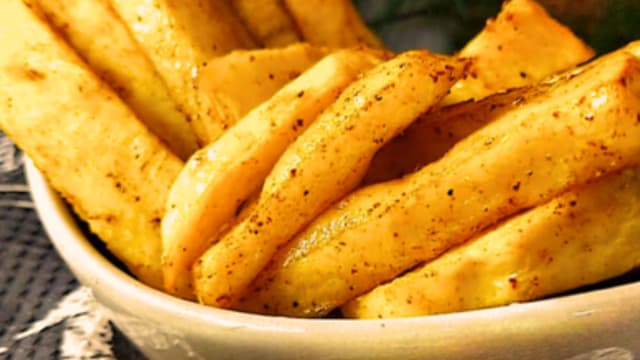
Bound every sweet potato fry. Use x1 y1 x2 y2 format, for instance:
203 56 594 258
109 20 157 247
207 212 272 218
0 0 183 288
194 51 466 307
343 166 640 318
163 48 382 298
235 50 640 317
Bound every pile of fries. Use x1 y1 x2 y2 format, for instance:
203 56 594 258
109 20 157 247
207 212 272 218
1 0 639 319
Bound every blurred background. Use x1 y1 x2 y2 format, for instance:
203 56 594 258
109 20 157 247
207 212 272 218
355 0 640 55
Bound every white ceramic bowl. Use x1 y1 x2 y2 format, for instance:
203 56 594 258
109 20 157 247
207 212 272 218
25 159 640 360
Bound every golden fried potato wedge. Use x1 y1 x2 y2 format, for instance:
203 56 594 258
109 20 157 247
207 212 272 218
231 0 301 47
0 0 183 288
343 166 640 318
162 48 382 298
363 87 530 184
235 50 640 317
110 0 256 146
626 41 640 58
364 40 638 186
194 51 466 308
199 44 330 127
443 0 594 105
284 0 382 48
30 0 198 160
364 0 595 184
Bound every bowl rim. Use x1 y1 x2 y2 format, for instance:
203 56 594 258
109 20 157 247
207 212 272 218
24 157 640 330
